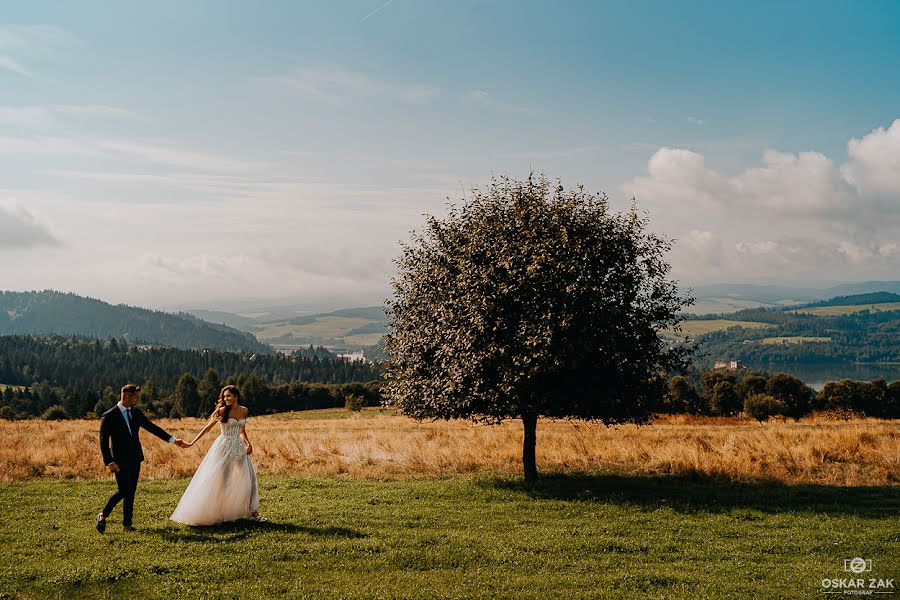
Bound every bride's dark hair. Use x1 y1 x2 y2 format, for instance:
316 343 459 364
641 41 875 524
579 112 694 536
215 385 241 422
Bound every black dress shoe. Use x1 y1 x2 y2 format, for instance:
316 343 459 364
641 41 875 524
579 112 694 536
96 513 106 534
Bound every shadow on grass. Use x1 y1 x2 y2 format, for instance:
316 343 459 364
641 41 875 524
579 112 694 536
482 471 900 517
151 519 368 543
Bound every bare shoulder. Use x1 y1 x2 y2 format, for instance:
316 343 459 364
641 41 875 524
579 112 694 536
234 404 250 420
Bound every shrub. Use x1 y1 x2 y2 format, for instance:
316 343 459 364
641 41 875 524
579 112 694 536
345 395 366 412
744 393 784 422
41 405 69 420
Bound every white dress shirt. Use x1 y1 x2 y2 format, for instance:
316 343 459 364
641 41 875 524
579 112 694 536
117 401 175 443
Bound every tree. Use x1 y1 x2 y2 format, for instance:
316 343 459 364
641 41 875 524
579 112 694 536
663 375 701 414
744 393 784 423
710 380 741 416
385 174 693 483
174 373 201 419
885 381 900 419
197 368 222 417
766 373 814 420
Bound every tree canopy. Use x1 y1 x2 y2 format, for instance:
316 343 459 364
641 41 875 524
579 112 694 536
385 174 694 482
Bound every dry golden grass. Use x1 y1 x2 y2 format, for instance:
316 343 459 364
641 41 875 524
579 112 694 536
2 409 897 486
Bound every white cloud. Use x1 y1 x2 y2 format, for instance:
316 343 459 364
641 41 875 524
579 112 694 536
0 135 266 172
622 120 900 282
0 106 54 128
0 55 30 77
624 121 899 227
259 66 438 105
97 140 269 172
841 118 900 198
464 89 531 113
0 104 144 129
0 135 100 156
0 25 75 77
0 204 61 249
687 116 705 126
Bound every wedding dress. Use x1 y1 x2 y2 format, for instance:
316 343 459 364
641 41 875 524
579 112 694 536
170 418 259 526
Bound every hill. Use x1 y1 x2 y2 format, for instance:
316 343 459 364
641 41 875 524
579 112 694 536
0 291 268 352
686 281 900 315
185 305 390 349
688 291 900 367
795 291 900 309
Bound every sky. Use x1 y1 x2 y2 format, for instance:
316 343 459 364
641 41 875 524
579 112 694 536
1 1 899 310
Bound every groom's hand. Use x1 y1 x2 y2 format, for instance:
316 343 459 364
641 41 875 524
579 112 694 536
174 439 189 448
107 463 120 473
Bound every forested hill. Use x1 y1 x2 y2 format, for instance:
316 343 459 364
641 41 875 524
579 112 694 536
0 291 268 352
797 292 900 308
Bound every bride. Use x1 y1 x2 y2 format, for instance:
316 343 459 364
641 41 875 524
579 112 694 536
171 385 266 525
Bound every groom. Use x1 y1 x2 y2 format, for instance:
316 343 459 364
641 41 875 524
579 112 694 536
96 383 187 532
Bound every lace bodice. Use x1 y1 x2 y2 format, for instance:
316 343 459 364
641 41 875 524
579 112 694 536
217 418 247 460
218 418 246 437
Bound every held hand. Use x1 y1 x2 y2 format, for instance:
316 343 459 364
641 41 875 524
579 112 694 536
174 439 188 448
107 463 120 473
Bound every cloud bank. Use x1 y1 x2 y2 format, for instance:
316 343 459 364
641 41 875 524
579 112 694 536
622 119 900 282
0 204 61 249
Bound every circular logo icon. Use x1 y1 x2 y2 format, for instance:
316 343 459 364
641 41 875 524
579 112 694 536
849 557 867 574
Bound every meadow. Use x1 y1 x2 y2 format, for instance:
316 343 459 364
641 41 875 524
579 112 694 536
791 301 900 316
2 409 898 486
672 319 771 337
1 410 897 598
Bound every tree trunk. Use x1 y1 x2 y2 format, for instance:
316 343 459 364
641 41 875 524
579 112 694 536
522 412 538 484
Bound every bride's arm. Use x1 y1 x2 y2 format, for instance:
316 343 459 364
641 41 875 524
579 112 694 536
240 419 253 456
187 412 219 447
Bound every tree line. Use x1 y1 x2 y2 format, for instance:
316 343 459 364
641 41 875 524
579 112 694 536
663 369 900 421
695 309 900 365
0 335 382 419
0 290 268 352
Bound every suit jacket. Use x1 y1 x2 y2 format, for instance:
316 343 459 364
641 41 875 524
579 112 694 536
99 406 173 467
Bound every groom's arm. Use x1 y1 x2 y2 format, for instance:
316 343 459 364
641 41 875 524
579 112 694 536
135 409 177 444
99 412 114 466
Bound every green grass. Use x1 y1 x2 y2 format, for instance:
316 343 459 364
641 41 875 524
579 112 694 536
673 319 772 337
251 316 378 344
758 336 832 344
1 473 897 599
791 302 900 316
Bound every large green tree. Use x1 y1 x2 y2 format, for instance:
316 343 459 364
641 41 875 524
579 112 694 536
385 174 694 482
174 373 201 418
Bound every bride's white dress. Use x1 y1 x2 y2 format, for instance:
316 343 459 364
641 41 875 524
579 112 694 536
170 418 259 526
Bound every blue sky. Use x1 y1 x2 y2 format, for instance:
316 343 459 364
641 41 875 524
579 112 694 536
1 1 899 309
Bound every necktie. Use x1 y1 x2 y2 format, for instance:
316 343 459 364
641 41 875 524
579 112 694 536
125 408 134 435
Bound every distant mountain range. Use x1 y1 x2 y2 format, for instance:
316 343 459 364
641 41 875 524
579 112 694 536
0 291 269 352
686 281 900 314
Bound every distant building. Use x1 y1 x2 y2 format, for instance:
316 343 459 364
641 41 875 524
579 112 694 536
714 358 746 371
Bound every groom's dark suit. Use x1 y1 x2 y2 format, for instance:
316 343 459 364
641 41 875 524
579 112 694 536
99 404 174 527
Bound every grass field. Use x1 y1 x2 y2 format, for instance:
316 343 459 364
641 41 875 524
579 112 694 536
1 411 897 598
758 336 832 345
686 297 772 315
674 319 772 337
792 302 900 316
250 316 375 342
1 473 897 599
2 409 898 485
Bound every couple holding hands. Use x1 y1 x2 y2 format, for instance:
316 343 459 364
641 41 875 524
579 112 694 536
96 383 265 532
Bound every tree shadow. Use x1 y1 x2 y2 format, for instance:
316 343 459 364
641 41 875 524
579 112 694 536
481 471 900 518
151 520 368 543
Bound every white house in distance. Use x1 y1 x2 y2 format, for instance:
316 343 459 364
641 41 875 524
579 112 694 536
714 359 747 371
